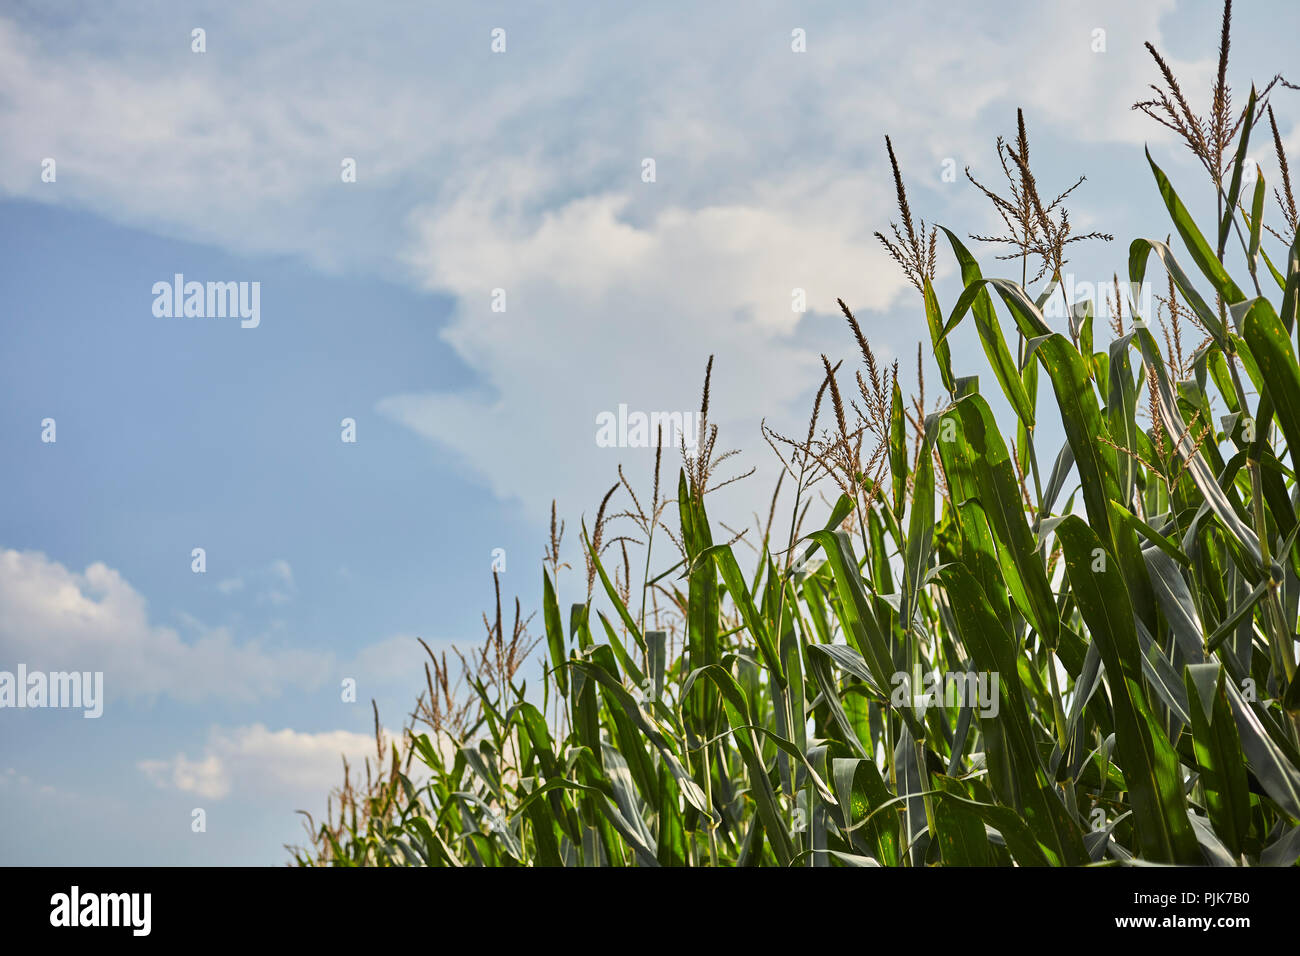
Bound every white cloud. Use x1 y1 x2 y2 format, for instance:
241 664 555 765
0 0 1278 523
0 548 334 703
269 560 294 588
211 560 296 604
138 723 403 801
365 3 1207 522
0 548 434 705
260 559 296 606
349 633 436 686
0 766 79 806
382 171 907 519
139 753 228 800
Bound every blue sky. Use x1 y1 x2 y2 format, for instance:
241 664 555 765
1 0 1297 864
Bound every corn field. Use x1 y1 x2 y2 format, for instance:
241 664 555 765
292 4 1300 867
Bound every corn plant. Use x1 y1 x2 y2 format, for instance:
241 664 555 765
291 2 1300 867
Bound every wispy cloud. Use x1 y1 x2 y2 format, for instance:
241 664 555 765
0 2 1220 522
138 723 402 801
0 548 431 705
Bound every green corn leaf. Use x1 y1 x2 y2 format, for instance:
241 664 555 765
923 275 956 393
1057 516 1200 863
1147 147 1247 305
1184 663 1252 858
940 228 1035 426
1220 88 1258 254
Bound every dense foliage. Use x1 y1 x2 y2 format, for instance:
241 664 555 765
293 5 1300 866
